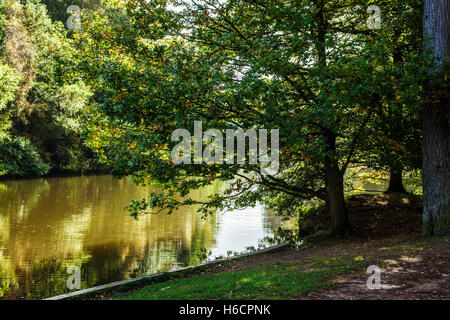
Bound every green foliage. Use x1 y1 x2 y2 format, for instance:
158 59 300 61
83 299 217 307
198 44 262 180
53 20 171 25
0 0 97 176
403 169 423 195
0 63 19 140
74 0 426 220
0 63 19 111
357 0 426 174
435 211 450 237
40 0 104 24
0 136 50 176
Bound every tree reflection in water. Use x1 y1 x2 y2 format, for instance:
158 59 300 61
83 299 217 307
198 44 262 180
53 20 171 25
0 175 280 299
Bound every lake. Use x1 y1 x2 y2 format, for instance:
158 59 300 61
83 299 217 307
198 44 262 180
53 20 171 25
0 175 281 299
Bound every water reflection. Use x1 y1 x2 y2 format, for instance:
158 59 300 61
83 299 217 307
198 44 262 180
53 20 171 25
0 175 280 299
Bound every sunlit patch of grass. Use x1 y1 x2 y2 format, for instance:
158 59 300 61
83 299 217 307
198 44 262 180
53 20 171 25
383 259 399 265
377 242 425 255
400 256 421 262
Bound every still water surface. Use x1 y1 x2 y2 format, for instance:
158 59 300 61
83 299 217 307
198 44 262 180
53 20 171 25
0 175 281 299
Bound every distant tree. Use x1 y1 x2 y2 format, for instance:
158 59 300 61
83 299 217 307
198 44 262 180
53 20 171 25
0 63 19 151
422 0 450 236
40 0 104 24
0 0 93 176
357 0 424 194
0 63 19 124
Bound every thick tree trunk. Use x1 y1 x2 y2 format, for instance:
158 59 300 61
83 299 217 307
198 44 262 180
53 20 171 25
387 167 406 193
387 45 407 195
325 162 351 236
314 2 351 236
324 134 352 236
422 0 450 236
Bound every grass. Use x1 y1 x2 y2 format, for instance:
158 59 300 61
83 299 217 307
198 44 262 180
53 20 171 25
118 238 435 300
119 255 369 300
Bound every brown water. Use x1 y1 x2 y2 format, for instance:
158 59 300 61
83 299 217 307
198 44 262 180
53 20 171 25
0 175 281 299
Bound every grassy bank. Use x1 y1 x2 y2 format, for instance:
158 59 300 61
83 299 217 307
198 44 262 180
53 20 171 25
119 238 440 300
120 254 368 300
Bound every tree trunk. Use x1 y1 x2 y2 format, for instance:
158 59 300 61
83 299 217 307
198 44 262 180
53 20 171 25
325 163 351 236
314 2 351 236
324 134 352 236
387 167 406 193
387 44 407 195
422 0 450 236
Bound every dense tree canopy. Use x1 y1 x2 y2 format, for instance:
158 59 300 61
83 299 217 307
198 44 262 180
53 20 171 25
72 0 426 235
0 0 100 176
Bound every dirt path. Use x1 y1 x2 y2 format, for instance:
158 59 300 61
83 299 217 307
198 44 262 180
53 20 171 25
210 194 450 300
302 240 450 299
